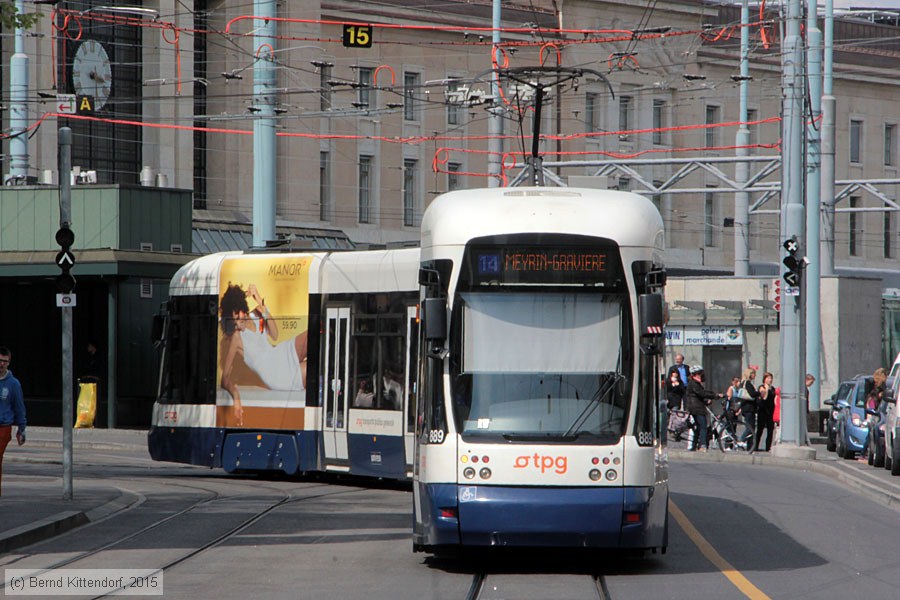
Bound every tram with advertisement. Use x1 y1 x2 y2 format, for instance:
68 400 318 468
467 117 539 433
148 248 422 479
412 187 668 554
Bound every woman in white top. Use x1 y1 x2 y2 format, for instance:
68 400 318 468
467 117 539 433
220 283 308 425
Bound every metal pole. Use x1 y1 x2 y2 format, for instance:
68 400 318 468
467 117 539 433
774 0 814 458
7 0 29 183
734 0 751 276
821 0 836 276
252 0 277 247
805 0 823 423
107 283 117 428
820 96 836 276
60 127 74 499
487 0 503 187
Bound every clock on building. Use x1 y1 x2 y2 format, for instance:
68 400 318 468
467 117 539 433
72 40 112 111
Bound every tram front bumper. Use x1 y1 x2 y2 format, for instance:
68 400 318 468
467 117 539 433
417 483 667 549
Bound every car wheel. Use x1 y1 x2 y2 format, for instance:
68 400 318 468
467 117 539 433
892 438 900 476
886 436 894 470
836 428 846 458
874 436 886 468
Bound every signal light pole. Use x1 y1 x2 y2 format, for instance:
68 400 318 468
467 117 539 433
59 127 74 499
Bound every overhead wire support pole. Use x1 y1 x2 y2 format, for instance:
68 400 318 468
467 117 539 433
488 0 503 187
774 0 815 459
252 0 277 247
6 0 29 183
733 0 751 276
806 0 824 424
821 0 836 276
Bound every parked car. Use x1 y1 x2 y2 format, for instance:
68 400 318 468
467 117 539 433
867 377 893 467
824 380 855 453
834 375 873 460
883 354 900 474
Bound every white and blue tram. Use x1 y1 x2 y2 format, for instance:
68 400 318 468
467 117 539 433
412 187 668 553
148 248 422 479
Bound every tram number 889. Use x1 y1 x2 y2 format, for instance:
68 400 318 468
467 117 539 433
637 431 653 446
428 429 445 443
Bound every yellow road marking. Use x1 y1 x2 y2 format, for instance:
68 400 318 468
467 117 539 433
669 499 771 600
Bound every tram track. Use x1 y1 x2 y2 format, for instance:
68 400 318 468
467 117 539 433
0 469 373 598
465 572 612 600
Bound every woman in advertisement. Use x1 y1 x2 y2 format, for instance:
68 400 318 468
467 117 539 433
219 278 308 426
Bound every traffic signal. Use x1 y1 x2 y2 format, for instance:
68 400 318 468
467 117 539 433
773 279 781 312
782 237 805 287
55 227 76 294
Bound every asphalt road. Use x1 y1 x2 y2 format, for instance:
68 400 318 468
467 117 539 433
3 442 900 599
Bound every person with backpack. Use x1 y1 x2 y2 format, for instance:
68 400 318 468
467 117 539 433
685 365 723 452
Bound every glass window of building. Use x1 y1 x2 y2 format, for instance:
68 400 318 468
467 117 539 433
404 72 420 121
849 195 859 255
448 162 461 191
585 92 599 133
619 95 633 133
706 105 720 148
850 120 863 163
403 159 418 226
359 155 373 224
885 124 895 166
358 67 374 108
885 208 893 259
705 189 716 247
447 78 461 125
652 100 665 145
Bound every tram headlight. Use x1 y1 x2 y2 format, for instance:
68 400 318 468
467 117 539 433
479 467 491 479
589 469 602 481
605 469 618 481
463 467 476 479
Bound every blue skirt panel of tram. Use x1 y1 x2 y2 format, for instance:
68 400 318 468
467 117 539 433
148 427 320 474
148 427 224 468
416 482 668 549
346 433 407 479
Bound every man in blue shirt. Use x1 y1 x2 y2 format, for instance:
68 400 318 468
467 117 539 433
0 345 26 496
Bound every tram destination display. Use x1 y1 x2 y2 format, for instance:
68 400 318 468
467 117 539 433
467 244 623 286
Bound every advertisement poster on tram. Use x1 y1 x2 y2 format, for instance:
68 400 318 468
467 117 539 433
215 256 311 429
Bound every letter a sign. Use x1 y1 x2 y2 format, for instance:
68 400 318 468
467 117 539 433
77 95 95 115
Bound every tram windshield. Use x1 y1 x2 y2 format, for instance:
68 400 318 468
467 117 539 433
450 291 632 442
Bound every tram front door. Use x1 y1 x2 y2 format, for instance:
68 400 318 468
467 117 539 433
322 306 350 467
404 305 420 473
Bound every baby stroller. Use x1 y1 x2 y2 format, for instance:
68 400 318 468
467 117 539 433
707 405 746 452
667 408 692 443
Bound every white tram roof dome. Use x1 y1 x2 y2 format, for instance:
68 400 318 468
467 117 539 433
420 187 664 250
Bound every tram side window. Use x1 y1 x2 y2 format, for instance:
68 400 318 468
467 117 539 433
160 298 217 405
350 311 406 410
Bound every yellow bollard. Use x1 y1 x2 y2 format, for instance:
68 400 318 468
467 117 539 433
75 381 97 428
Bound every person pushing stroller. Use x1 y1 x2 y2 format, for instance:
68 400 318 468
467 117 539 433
685 365 724 452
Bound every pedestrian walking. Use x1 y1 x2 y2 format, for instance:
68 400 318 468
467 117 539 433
666 354 690 408
0 345 26 496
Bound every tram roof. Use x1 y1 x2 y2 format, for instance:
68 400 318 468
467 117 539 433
421 187 664 250
168 248 420 297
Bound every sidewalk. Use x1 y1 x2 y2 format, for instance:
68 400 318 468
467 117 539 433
0 427 145 554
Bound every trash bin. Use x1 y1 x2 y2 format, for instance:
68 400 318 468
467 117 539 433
75 379 97 428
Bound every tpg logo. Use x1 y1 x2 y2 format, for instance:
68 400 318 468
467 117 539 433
513 453 568 474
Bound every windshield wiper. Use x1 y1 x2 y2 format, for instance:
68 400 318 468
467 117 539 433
562 374 621 437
